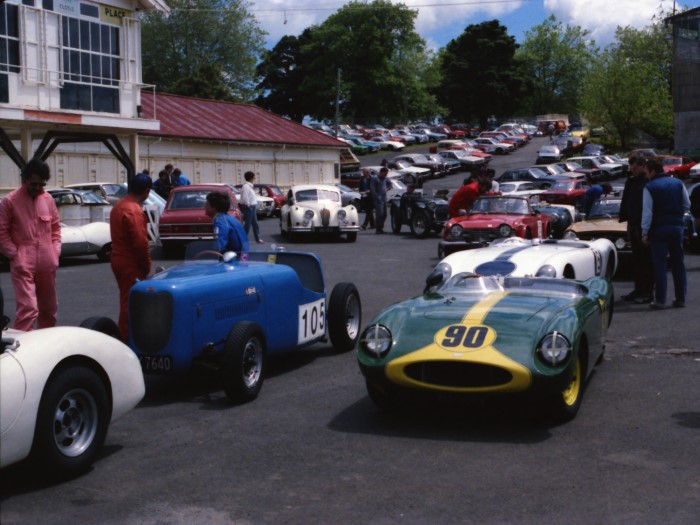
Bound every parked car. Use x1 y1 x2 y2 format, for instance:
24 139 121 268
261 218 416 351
367 137 405 150
473 137 514 155
390 191 449 238
432 125 465 139
498 181 545 198
280 184 359 242
438 150 487 171
66 182 166 214
690 162 700 182
59 221 113 262
438 195 551 257
81 249 361 403
661 155 695 179
426 153 461 174
531 163 567 177
564 198 630 254
495 167 550 187
556 161 584 172
582 143 605 156
539 179 592 208
158 183 242 252
536 145 562 164
532 202 579 239
231 186 274 219
428 237 617 286
333 183 362 210
0 290 144 475
567 156 624 180
393 153 448 178
254 183 286 216
358 272 612 421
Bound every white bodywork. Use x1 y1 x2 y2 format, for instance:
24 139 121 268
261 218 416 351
433 237 617 282
499 181 545 197
0 327 145 468
59 222 112 260
280 184 360 237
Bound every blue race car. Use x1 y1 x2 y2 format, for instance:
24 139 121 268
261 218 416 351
82 248 361 403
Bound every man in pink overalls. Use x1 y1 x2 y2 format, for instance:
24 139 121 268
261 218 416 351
0 158 61 330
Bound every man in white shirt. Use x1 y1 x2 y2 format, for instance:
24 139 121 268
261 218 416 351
240 171 264 244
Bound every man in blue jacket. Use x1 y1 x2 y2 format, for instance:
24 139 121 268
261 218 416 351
641 157 690 309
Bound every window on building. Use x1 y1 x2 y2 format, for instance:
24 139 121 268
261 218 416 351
0 2 20 103
60 13 120 113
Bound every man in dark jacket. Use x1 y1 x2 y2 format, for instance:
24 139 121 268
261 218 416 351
619 155 654 302
641 157 690 309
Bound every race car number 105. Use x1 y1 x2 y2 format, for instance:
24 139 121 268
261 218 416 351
298 298 326 345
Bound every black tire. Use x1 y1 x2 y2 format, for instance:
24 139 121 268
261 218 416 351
346 232 357 242
32 365 110 475
80 316 121 340
525 228 533 240
410 212 430 238
391 212 402 234
604 255 616 282
328 282 361 352
547 345 587 422
96 243 112 262
221 322 266 403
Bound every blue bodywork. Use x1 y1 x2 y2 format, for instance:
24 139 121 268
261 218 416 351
127 252 328 374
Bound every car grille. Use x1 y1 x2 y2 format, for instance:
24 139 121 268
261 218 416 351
130 291 173 353
434 203 449 222
458 228 500 242
404 361 513 388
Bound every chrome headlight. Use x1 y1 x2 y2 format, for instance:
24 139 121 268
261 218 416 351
535 265 557 278
537 332 572 366
563 231 578 240
498 224 513 237
614 238 626 250
304 209 314 220
427 201 436 210
448 224 463 238
360 324 393 358
337 209 347 219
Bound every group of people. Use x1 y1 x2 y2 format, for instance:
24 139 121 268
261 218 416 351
359 166 391 233
0 159 255 342
620 155 689 309
152 163 192 200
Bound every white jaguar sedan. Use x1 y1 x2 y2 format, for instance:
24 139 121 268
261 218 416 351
425 237 617 292
280 184 360 242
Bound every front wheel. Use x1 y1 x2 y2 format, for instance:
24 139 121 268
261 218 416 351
328 282 361 352
346 232 357 242
221 322 266 403
546 348 587 422
410 212 430 238
32 366 110 475
96 243 112 262
80 316 121 340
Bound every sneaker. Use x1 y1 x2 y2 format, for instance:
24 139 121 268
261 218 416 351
633 295 653 304
622 291 641 302
361 225 367 230
672 300 685 308
649 302 666 310
256 239 265 244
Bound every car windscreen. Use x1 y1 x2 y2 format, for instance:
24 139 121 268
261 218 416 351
168 190 210 210
471 197 528 215
588 200 621 219
295 189 340 202
550 181 574 191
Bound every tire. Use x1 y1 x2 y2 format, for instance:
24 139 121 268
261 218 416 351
604 256 616 282
328 282 362 352
221 322 266 403
391 212 402 234
346 232 357 242
80 316 121 340
96 243 112 262
410 212 430 238
525 228 533 240
32 365 110 475
547 345 587 422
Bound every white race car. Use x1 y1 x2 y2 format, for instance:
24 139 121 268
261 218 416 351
426 237 617 291
280 184 360 242
0 301 144 475
60 221 112 261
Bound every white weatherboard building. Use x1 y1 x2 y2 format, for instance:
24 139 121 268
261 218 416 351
0 0 347 190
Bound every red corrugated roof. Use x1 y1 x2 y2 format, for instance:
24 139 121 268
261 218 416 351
139 92 345 149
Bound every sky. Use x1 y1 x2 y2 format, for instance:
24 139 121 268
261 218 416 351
249 0 689 51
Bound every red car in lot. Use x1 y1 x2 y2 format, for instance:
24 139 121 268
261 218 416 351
661 156 695 179
158 183 242 252
539 179 591 208
438 195 551 256
235 183 286 216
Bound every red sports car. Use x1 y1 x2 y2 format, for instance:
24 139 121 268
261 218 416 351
661 156 695 179
158 183 242 252
539 179 591 207
438 195 551 257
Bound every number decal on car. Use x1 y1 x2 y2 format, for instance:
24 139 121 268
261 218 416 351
435 324 496 352
298 298 326 344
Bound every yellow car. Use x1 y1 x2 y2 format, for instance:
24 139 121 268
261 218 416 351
569 125 590 141
564 198 630 253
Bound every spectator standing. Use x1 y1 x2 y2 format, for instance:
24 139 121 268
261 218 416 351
480 167 499 193
205 191 249 253
359 168 375 230
110 174 153 341
619 155 654 303
171 168 191 187
448 178 492 218
0 158 61 330
582 182 613 217
641 157 690 309
239 171 264 244
153 169 173 200
370 167 390 233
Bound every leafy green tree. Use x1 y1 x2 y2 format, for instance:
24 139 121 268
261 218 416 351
580 20 673 149
516 16 597 116
140 0 265 102
437 20 528 128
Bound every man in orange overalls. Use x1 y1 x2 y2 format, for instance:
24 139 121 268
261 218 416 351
0 158 61 330
110 173 152 341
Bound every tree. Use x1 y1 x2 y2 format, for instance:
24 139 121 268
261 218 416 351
140 0 265 102
579 20 673 149
516 16 597 116
437 20 528 128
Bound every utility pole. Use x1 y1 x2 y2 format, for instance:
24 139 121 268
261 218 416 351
335 68 341 138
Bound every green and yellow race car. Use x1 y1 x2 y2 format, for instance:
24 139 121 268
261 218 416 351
357 274 613 421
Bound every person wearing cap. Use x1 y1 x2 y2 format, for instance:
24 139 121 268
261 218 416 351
110 173 153 341
0 158 61 330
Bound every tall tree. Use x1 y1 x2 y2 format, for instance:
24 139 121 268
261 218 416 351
140 0 265 102
516 16 597 116
579 19 673 149
437 20 528 127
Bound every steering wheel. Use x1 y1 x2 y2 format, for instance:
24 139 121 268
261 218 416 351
192 250 223 261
